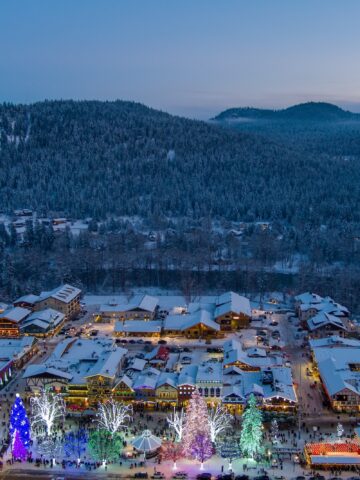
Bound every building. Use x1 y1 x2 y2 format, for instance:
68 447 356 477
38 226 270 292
99 295 158 323
20 308 65 337
311 339 360 412
305 441 360 468
164 309 221 339
0 307 32 337
222 365 297 413
196 363 223 403
23 338 127 408
0 337 38 389
294 292 349 322
114 320 162 337
177 365 198 406
35 284 81 320
214 291 252 331
155 373 178 406
307 311 349 335
223 338 282 371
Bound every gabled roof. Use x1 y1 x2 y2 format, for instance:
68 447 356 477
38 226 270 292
101 294 158 314
215 291 251 318
164 309 220 332
23 364 73 380
307 312 347 332
0 307 31 323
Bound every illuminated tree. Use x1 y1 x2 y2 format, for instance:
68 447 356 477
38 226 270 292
64 427 88 464
208 404 232 443
12 429 28 460
182 389 211 457
239 394 263 459
38 436 62 466
160 440 184 470
271 419 279 444
166 408 185 442
190 433 213 469
9 394 31 449
30 390 65 437
337 422 344 440
95 399 132 437
89 429 122 464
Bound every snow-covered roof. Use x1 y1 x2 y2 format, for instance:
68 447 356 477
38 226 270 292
164 309 220 332
314 347 360 397
21 308 65 332
294 292 323 304
23 364 73 380
307 311 347 332
114 320 162 334
222 366 296 404
196 363 223 383
40 284 81 304
24 338 127 385
215 291 251 318
15 294 41 304
309 336 360 349
178 365 198 386
0 307 31 323
0 336 37 361
101 294 158 314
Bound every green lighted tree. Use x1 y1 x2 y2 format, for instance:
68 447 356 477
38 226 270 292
88 429 122 463
239 394 263 459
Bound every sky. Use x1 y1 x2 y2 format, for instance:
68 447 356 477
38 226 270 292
1 0 360 119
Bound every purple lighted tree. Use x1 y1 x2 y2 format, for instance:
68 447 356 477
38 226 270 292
12 429 28 461
190 433 213 469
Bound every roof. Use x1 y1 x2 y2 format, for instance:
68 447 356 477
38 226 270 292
178 365 198 386
294 292 323 304
40 284 81 304
215 291 251 318
24 338 127 385
309 336 360 349
222 366 296 404
314 347 360 397
23 365 73 380
114 320 162 334
15 294 40 304
0 307 31 323
307 312 347 332
21 308 65 333
101 294 158 314
0 336 37 361
164 309 220 332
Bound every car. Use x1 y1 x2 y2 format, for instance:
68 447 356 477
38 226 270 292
172 473 188 479
151 473 165 479
129 339 136 344
137 339 144 343
270 321 279 326
196 474 212 480
120 339 128 343
158 340 167 344
145 340 152 344
271 345 282 351
235 476 250 480
183 347 191 352
217 475 233 480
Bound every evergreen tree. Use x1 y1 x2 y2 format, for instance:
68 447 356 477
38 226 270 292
12 429 28 460
239 394 263 459
88 429 122 463
182 389 211 457
9 394 31 448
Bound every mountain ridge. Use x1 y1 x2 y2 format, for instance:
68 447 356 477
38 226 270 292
214 101 359 122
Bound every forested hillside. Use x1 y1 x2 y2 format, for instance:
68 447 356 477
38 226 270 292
1 100 360 226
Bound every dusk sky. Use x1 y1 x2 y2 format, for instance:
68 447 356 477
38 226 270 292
1 0 360 119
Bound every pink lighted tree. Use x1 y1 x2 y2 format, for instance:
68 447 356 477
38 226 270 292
182 389 212 458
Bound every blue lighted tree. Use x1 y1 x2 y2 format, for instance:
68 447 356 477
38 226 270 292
9 394 31 449
64 427 88 464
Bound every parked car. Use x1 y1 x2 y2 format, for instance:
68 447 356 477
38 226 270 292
158 340 167 344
